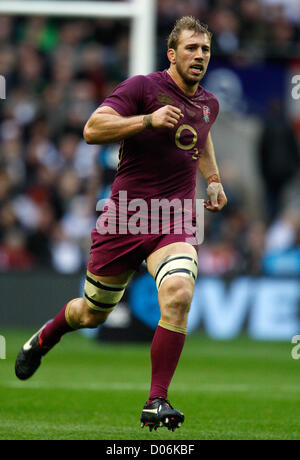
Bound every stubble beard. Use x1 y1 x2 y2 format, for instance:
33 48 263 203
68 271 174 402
176 61 204 88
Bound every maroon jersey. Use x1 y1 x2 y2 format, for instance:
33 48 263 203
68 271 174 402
88 72 219 275
100 70 219 205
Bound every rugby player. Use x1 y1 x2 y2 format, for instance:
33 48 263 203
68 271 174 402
15 16 227 432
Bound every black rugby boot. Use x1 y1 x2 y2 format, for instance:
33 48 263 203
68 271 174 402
15 324 51 380
140 398 184 432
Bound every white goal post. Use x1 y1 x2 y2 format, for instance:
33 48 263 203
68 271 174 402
0 0 157 76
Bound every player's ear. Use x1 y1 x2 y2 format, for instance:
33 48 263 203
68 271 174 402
167 48 176 65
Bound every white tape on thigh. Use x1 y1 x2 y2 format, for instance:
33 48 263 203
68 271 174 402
154 253 198 290
84 274 126 312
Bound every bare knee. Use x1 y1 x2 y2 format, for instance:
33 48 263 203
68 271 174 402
159 277 194 325
81 305 110 328
69 298 110 328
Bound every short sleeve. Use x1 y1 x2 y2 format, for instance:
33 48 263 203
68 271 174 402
99 75 145 116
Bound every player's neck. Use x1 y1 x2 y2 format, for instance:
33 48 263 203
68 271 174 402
167 68 199 97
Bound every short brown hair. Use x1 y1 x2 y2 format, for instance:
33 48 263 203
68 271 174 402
167 16 212 50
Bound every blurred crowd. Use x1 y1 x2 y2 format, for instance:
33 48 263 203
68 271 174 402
0 0 299 276
157 0 300 64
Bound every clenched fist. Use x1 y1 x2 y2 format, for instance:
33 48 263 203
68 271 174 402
204 182 227 212
143 105 184 129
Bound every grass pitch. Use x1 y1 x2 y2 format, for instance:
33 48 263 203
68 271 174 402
1 330 300 440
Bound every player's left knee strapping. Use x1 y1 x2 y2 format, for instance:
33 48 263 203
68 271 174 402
84 273 126 312
154 253 198 291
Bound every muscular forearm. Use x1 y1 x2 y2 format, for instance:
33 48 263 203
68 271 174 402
198 132 220 182
199 132 227 211
84 104 182 145
84 112 148 144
